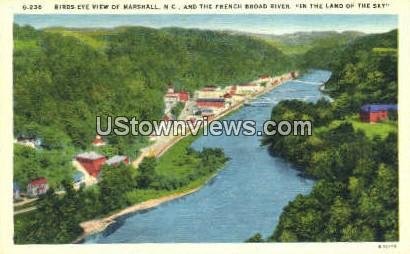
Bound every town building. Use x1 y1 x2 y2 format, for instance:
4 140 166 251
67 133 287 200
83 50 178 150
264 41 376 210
27 177 49 197
236 83 262 95
72 171 86 190
360 104 398 123
75 151 107 177
196 98 225 108
106 155 129 167
196 86 225 98
92 135 106 147
164 88 190 113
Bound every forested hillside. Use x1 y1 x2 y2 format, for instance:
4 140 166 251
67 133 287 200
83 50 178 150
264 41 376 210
14 24 294 150
258 30 398 242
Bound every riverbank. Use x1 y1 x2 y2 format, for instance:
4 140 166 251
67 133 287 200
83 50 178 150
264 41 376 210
75 186 201 243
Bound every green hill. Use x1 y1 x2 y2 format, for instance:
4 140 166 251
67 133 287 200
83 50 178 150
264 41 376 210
14 24 295 151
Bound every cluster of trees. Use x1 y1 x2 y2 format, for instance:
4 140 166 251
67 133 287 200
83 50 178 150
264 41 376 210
14 24 294 151
263 110 397 241
14 145 75 190
252 29 398 242
13 23 294 189
15 147 228 244
303 30 397 118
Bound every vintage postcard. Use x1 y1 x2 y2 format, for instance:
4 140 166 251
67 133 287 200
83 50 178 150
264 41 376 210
0 0 409 253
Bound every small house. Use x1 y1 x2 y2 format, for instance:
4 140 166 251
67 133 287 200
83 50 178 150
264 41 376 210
14 137 42 149
92 135 106 147
360 104 398 123
76 151 107 177
27 177 49 197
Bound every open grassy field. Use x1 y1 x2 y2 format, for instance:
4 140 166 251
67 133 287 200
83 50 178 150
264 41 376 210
317 115 397 138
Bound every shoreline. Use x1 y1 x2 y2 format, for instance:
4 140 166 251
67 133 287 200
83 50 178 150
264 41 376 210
74 185 202 243
74 72 297 243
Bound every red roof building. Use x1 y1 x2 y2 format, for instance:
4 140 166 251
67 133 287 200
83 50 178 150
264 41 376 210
178 91 190 102
360 104 397 123
76 152 107 177
165 91 190 103
196 98 225 108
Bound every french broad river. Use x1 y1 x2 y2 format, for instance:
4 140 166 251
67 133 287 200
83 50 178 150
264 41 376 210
85 70 332 243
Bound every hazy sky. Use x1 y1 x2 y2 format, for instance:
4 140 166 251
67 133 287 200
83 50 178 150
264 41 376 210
15 14 397 35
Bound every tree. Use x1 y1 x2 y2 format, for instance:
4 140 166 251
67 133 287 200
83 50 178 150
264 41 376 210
99 164 134 212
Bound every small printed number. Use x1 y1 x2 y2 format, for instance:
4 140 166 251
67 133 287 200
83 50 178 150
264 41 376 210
379 244 397 249
22 5 42 11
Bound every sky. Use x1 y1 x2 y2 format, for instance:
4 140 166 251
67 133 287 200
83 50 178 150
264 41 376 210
14 14 397 35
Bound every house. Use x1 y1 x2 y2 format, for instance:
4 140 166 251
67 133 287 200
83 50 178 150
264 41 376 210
14 137 42 149
165 88 190 103
236 83 262 95
27 177 49 197
196 98 225 108
164 89 190 113
196 86 224 98
76 151 107 177
13 182 20 200
72 171 86 189
201 85 217 91
106 155 129 167
360 104 398 123
92 135 106 147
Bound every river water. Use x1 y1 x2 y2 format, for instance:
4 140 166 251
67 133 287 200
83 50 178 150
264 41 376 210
85 69 332 243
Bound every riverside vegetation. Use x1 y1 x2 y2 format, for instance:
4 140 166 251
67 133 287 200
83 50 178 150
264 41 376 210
13 24 398 243
250 30 398 242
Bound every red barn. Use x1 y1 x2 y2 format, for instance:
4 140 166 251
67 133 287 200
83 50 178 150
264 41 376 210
196 98 225 108
360 104 398 123
76 152 107 177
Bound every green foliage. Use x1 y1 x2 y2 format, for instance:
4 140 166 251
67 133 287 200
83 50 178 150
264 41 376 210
171 102 185 118
265 100 397 242
264 29 398 242
98 164 135 213
136 157 158 189
246 233 264 242
14 183 83 244
14 24 295 151
13 145 74 190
